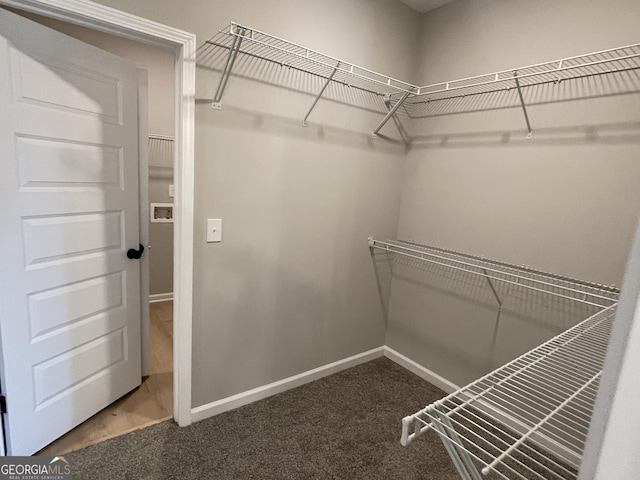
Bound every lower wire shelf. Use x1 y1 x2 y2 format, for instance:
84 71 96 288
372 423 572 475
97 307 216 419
401 304 617 480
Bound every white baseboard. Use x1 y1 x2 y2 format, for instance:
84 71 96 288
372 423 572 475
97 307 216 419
191 346 385 423
189 346 573 467
383 346 459 394
149 292 173 303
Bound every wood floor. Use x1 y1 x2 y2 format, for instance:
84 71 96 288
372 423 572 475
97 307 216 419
37 301 174 456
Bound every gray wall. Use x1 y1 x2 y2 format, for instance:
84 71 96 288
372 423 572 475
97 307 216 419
16 13 176 296
92 0 420 407
45 0 640 409
387 0 640 387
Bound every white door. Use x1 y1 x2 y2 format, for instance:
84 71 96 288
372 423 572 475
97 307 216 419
0 8 142 455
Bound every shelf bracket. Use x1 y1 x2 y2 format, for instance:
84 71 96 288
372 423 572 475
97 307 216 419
513 71 533 139
303 62 341 126
482 268 503 308
372 91 411 138
384 95 410 146
434 411 483 480
212 26 247 110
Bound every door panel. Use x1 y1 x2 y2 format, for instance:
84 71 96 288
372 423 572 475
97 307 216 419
11 47 123 123
16 136 123 188
28 271 125 339
0 7 142 455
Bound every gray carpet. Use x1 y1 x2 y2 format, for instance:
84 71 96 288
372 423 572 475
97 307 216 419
68 358 461 479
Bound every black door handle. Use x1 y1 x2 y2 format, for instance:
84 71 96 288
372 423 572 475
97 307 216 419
127 244 145 260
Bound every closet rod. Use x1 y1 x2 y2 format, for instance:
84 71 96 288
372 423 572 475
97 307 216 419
368 238 618 307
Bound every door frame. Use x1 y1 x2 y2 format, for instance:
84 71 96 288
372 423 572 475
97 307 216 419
0 0 196 428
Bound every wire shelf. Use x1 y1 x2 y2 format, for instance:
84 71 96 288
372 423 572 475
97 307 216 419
200 23 640 139
148 134 174 178
368 238 621 477
368 238 619 308
405 43 640 107
400 304 617 479
202 22 419 97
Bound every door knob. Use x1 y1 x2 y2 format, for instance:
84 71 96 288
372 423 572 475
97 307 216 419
127 244 145 260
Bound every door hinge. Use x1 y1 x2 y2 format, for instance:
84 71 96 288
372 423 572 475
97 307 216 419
0 396 6 414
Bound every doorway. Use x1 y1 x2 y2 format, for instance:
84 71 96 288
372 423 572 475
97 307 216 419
0 0 195 455
19 8 176 454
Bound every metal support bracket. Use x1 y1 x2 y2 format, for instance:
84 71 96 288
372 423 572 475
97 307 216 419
372 91 411 138
482 268 503 308
212 26 247 110
513 71 533 139
433 410 482 480
303 62 341 126
439 413 483 480
383 95 411 146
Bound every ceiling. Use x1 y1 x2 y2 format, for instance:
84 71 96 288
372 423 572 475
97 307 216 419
397 0 456 13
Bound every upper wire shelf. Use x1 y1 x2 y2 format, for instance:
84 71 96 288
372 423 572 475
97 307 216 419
200 22 640 140
199 22 420 140
408 43 640 104
201 22 418 102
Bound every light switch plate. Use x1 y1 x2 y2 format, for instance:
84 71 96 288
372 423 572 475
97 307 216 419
169 184 175 198
207 219 222 242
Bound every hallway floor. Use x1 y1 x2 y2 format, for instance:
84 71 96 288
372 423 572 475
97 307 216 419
37 301 174 456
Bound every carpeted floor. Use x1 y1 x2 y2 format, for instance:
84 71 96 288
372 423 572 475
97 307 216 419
68 358 461 479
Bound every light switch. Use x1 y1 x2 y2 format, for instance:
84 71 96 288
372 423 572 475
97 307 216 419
168 184 175 198
207 219 222 242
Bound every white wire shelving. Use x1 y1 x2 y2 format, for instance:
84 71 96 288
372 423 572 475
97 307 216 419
199 24 640 140
403 43 640 127
401 305 616 480
199 22 419 136
148 134 174 179
368 238 620 479
368 238 619 308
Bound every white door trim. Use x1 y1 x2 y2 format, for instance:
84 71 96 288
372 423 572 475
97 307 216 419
0 0 195 427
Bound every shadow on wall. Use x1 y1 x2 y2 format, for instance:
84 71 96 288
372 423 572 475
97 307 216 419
196 63 388 117
406 71 640 148
371 249 393 324
195 99 407 154
407 121 640 150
